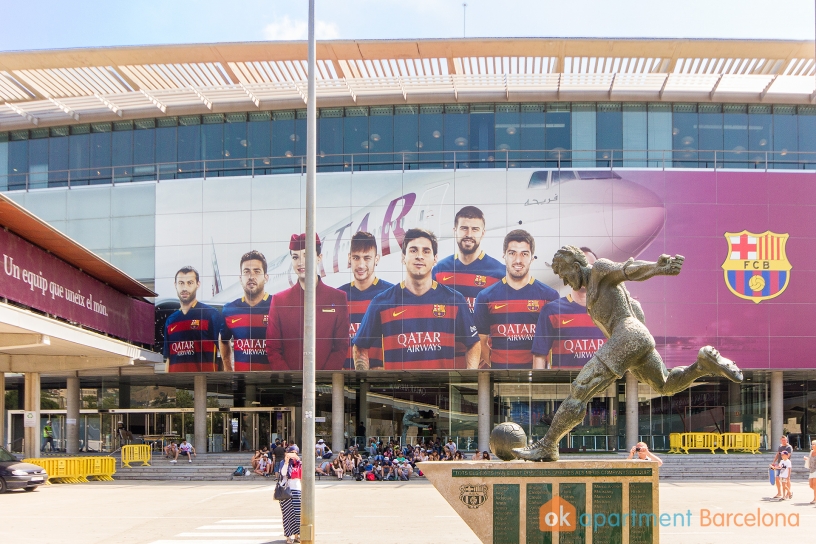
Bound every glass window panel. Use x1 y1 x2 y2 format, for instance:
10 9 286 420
394 106 418 168
748 105 772 168
723 104 748 168
318 113 343 172
177 123 201 178
443 105 468 167
66 218 111 250
155 125 177 179
571 103 595 167
418 105 443 169
596 103 622 166
202 119 224 176
111 184 155 217
295 112 307 158
111 215 155 248
69 133 90 186
111 247 155 281
90 126 112 184
647 104 672 168
247 115 271 173
369 107 394 170
545 105 571 167
520 104 545 167
672 104 698 167
0 140 7 191
112 130 133 182
133 125 156 181
495 105 520 166
622 103 647 167
271 113 297 172
224 115 248 175
773 106 797 169
48 136 69 188
469 108 495 168
344 110 369 171
28 137 48 189
697 104 722 168
798 106 816 169
8 139 28 190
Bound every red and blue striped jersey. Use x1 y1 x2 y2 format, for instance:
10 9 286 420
474 277 559 368
353 281 479 370
432 251 505 311
532 295 606 369
220 293 272 372
163 301 223 372
338 278 394 369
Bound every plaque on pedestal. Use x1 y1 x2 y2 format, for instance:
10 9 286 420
418 460 659 544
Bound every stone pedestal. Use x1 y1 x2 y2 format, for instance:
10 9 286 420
419 460 659 544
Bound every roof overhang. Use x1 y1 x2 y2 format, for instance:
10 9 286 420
0 302 162 375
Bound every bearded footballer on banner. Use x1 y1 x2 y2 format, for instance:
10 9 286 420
474 230 558 369
338 232 394 369
265 234 350 371
353 228 480 370
433 206 505 311
219 250 273 372
532 247 607 369
164 266 223 372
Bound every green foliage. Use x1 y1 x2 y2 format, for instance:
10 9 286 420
175 389 194 408
5 390 19 410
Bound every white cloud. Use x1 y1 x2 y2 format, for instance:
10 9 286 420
263 16 339 41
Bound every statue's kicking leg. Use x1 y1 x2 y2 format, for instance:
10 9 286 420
513 358 617 462
631 346 742 396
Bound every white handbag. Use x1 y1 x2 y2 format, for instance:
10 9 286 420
805 456 811 469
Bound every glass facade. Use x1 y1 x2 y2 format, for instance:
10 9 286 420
4 102 816 191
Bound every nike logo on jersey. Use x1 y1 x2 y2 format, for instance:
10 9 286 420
442 276 453 281
230 318 242 324
392 310 407 317
169 325 178 332
494 304 507 310
562 319 574 325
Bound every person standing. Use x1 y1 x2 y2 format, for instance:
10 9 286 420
272 439 286 475
531 247 606 370
266 233 350 371
338 231 393 369
777 451 793 500
353 228 480 370
279 446 302 544
769 435 793 499
164 266 223 372
41 420 55 453
806 440 816 504
219 250 273 371
474 230 558 369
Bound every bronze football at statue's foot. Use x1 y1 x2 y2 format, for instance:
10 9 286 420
512 442 559 462
697 346 743 383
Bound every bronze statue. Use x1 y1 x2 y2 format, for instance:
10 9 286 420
514 246 743 462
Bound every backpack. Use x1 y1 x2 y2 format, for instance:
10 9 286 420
233 466 245 477
366 473 376 481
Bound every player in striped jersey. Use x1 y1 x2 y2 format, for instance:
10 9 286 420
474 230 558 369
433 206 505 312
353 228 480 370
219 250 272 372
164 266 223 372
338 232 393 369
532 248 606 369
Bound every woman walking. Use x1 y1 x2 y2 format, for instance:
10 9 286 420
807 440 816 504
279 445 302 544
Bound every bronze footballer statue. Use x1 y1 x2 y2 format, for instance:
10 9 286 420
513 246 743 462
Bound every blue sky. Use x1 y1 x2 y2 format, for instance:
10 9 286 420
0 0 813 52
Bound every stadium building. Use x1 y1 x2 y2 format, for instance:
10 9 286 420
0 38 814 457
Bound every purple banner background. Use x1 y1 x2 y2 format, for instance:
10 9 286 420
1 228 154 344
622 169 815 370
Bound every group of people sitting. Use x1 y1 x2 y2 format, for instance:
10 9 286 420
250 438 292 477
162 439 197 463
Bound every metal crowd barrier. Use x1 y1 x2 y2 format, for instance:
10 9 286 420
121 444 152 468
22 457 116 484
668 432 761 454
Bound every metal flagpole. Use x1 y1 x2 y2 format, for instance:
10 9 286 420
301 0 317 542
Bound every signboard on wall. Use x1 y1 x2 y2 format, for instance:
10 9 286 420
151 169 812 372
0 227 154 344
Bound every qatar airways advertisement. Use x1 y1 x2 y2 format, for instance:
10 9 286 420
153 168 810 373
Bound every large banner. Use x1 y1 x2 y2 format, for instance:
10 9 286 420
153 169 812 372
1 227 154 344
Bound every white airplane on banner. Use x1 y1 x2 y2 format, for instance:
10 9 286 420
190 168 665 307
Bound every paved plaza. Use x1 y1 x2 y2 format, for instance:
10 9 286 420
0 478 813 544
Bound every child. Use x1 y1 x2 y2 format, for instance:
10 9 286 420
778 450 793 500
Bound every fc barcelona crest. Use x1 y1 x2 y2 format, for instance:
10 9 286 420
722 230 791 304
190 320 200 329
432 304 446 317
263 314 269 325
474 275 487 287
527 300 541 312
459 484 488 509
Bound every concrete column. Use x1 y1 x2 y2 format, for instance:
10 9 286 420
0 372 5 449
770 371 784 449
66 376 80 454
727 382 741 433
478 372 491 453
194 375 208 454
358 382 369 441
24 372 41 459
332 373 344 453
625 371 639 450
245 384 257 406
